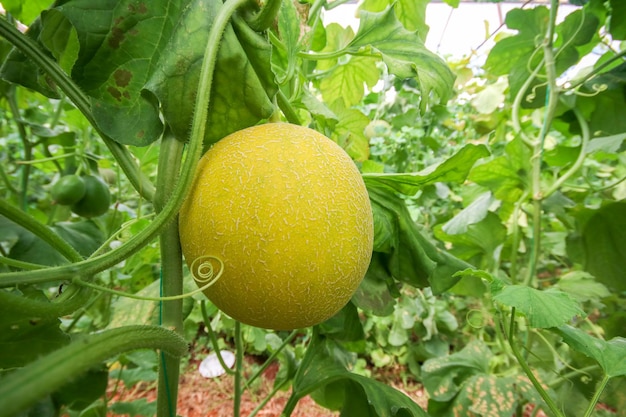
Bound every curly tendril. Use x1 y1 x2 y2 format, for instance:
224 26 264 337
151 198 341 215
70 256 224 302
190 255 224 288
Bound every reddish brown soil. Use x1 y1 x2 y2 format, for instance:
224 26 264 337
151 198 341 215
107 356 428 417
107 357 334 417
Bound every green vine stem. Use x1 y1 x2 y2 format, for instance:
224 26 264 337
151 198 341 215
246 0 283 32
0 198 83 263
524 0 560 288
508 191 529 285
0 284 92 318
154 132 185 417
582 374 610 417
507 309 564 417
0 162 19 194
510 59 545 147
249 380 290 417
276 90 302 125
200 301 236 376
0 256 44 270
244 329 298 389
0 17 156 202
567 49 626 91
281 328 321 417
6 86 31 211
543 106 590 198
234 321 244 417
0 325 188 417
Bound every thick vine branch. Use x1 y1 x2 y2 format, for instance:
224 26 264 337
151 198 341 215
0 325 188 417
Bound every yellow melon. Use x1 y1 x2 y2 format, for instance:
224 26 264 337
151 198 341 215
178 123 373 330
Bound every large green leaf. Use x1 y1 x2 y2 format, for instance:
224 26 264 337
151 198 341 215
0 288 70 368
52 366 108 411
318 302 365 344
578 64 626 135
429 374 537 417
0 314 69 369
40 9 81 76
52 0 174 146
469 137 530 203
608 0 626 40
0 15 61 98
554 325 626 378
145 1 277 145
421 340 491 402
0 216 105 266
294 337 429 417
346 6 454 109
585 132 626 153
330 101 371 161
363 144 490 196
484 7 548 76
484 7 549 106
353 254 397 316
493 285 586 328
2 0 276 146
359 0 430 39
367 185 474 294
555 271 611 304
441 192 493 235
319 55 380 108
435 212 507 270
573 201 626 292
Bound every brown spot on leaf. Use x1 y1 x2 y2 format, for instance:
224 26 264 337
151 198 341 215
136 130 145 139
128 2 148 14
114 69 132 88
107 86 122 101
109 17 125 48
109 27 125 49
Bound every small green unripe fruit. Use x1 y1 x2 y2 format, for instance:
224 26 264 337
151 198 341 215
71 175 111 218
51 175 86 205
179 123 374 330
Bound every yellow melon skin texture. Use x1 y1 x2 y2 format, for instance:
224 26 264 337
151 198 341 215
178 123 374 330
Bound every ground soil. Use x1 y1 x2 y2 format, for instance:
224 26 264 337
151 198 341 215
107 354 429 417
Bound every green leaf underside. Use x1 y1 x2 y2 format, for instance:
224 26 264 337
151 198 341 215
421 340 491 401
320 55 380 108
0 215 104 267
555 325 626 378
493 285 586 328
367 185 474 295
359 0 430 37
577 201 626 292
442 191 493 235
295 338 429 416
469 137 530 202
146 0 277 145
363 144 490 196
0 314 69 368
